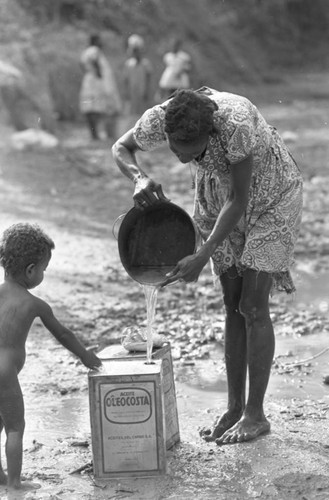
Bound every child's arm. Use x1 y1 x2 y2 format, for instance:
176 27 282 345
36 298 102 369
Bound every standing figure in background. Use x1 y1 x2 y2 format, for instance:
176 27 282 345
122 34 152 130
0 60 55 133
79 34 121 141
158 38 192 100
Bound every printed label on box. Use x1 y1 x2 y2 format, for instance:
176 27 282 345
99 382 160 473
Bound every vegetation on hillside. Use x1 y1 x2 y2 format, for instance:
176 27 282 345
15 0 329 69
1 0 329 125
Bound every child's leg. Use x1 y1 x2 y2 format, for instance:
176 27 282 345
6 432 24 487
0 374 39 490
2 377 24 488
0 417 7 484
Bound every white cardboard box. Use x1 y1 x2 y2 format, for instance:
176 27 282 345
89 358 167 478
98 343 180 450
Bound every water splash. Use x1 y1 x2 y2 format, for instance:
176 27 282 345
142 284 159 363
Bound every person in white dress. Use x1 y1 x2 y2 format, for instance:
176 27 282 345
158 38 192 100
79 34 121 140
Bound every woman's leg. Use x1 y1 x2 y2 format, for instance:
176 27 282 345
216 269 274 444
201 266 247 441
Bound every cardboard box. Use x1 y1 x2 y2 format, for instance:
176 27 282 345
98 343 180 450
89 359 166 478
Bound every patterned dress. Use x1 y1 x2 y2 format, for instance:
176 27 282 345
132 87 303 293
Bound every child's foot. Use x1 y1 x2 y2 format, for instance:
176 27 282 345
8 480 41 491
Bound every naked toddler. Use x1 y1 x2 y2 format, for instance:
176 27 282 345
0 222 102 490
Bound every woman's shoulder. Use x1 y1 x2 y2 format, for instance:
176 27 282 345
133 104 167 150
196 87 252 108
202 89 259 132
139 103 167 123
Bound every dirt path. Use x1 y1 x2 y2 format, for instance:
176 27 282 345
0 89 329 499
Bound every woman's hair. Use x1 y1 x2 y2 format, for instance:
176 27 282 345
164 89 218 142
0 223 55 277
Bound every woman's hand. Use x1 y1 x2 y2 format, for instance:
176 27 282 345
133 176 170 209
112 130 170 209
160 252 209 287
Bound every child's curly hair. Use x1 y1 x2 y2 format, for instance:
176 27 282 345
164 89 218 142
0 223 55 277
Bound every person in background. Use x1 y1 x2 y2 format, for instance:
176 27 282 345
0 223 101 490
111 86 303 445
122 34 152 130
0 60 54 133
79 33 121 141
158 38 192 100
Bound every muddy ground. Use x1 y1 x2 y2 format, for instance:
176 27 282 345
0 77 329 499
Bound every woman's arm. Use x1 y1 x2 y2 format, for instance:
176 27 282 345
112 129 146 183
112 130 169 207
161 154 253 285
37 299 101 369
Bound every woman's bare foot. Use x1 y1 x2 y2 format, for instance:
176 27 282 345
199 410 242 442
8 480 41 491
215 415 270 445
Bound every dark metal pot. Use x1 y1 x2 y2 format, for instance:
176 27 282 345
116 201 197 285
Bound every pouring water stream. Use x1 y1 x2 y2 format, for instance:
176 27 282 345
142 284 159 363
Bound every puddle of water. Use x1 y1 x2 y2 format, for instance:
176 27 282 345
174 330 329 402
293 269 329 313
270 330 329 399
24 395 90 446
